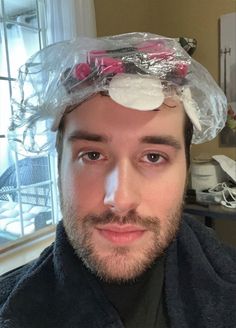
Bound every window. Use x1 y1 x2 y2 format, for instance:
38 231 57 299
0 0 60 249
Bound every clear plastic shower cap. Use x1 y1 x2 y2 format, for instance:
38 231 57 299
8 32 227 155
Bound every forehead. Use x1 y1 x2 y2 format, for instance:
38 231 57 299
63 94 185 140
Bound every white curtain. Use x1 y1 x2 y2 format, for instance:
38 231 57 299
0 19 39 176
45 0 96 45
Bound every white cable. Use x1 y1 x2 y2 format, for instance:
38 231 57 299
208 182 236 208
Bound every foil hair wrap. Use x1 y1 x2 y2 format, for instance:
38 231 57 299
8 32 227 155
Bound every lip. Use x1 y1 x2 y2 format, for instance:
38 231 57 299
96 224 146 245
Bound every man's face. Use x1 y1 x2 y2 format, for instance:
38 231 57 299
60 94 187 282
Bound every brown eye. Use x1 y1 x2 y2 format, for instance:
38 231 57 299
141 152 167 165
86 152 101 160
78 151 106 163
146 153 161 163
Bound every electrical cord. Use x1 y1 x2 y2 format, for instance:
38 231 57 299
208 182 236 209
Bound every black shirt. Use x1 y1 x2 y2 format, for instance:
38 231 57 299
100 255 169 328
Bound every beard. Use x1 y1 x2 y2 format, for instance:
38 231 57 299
62 202 183 283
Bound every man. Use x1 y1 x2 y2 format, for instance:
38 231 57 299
1 32 236 328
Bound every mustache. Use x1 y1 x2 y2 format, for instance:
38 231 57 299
81 209 160 232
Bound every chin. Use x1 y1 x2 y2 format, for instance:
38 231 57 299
74 233 171 283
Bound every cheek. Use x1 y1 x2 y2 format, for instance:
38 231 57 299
142 162 186 216
60 162 106 211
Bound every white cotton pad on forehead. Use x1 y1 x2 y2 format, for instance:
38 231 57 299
108 73 165 111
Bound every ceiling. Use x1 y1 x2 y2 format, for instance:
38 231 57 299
0 0 36 18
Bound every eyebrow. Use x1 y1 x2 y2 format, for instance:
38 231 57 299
67 130 110 143
140 135 182 150
67 130 181 150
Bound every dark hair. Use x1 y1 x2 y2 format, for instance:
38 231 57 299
55 119 65 174
184 113 193 168
56 111 193 172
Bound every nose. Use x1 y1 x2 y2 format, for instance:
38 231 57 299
104 160 141 215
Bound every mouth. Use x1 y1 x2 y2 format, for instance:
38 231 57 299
95 224 147 245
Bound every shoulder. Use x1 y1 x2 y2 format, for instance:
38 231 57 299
0 243 54 307
181 214 236 256
174 214 236 282
182 214 235 252
0 261 34 305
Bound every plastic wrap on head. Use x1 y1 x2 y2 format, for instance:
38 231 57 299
8 32 227 155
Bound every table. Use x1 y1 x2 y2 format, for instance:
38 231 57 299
184 202 236 228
